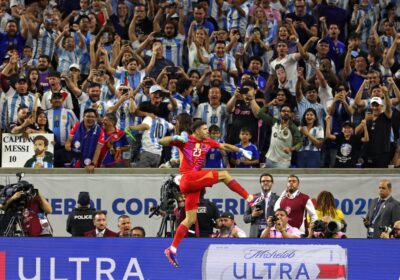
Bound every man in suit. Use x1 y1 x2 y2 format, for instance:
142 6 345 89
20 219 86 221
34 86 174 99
84 210 118 237
364 179 400 238
243 173 279 237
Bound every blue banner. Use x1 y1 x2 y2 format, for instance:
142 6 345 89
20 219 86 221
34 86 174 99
0 238 398 280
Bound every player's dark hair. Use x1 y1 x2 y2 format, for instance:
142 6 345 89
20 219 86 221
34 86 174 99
33 135 49 147
192 120 207 132
176 113 192 134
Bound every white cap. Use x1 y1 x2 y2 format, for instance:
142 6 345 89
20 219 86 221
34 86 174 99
370 97 383 106
69 63 80 71
150 85 163 94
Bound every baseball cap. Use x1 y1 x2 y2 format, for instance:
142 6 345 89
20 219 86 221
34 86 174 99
371 97 383 106
170 13 179 19
77 192 90 205
150 85 163 94
220 211 234 220
317 38 329 45
17 74 27 83
69 63 80 71
342 120 354 128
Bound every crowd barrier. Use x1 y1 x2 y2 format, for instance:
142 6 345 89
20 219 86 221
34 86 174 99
0 169 398 238
0 238 398 279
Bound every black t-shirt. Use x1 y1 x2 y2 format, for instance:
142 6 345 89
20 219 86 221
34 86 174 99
144 56 175 78
189 199 219 237
285 13 317 45
227 99 258 145
139 101 170 121
366 113 392 156
135 17 153 36
333 133 362 168
66 207 96 237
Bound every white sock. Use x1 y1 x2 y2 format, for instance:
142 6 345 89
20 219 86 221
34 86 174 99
170 246 177 253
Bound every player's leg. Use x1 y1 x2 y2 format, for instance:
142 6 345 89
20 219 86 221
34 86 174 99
165 191 200 268
218 170 258 205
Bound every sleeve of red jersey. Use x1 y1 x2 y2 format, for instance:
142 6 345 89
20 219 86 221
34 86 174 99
207 138 220 149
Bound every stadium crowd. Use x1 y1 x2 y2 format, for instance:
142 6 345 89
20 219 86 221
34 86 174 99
0 0 399 170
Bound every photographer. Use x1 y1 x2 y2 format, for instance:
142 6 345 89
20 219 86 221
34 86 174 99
0 183 52 237
380 220 400 239
307 216 347 239
260 209 301 238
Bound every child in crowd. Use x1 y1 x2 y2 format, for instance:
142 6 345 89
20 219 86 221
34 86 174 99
230 127 259 168
205 125 227 168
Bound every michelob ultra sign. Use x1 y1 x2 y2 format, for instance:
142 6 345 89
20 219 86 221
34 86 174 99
202 244 347 280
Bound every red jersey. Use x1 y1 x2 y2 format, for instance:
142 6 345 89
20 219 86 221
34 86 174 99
172 135 220 174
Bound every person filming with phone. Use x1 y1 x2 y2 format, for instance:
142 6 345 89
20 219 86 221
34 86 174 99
260 208 301 238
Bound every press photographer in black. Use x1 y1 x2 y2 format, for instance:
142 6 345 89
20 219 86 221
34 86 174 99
307 216 347 238
0 175 52 237
380 220 400 239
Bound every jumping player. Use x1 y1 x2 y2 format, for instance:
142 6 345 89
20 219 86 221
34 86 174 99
159 114 258 267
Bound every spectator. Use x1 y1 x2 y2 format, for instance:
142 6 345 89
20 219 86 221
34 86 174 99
194 85 228 139
231 127 260 168
131 226 146 237
8 105 32 134
274 174 318 233
364 179 400 238
257 104 302 168
41 71 74 111
65 108 104 173
84 210 118 237
297 108 324 168
66 192 96 237
243 173 279 237
213 211 247 238
260 208 301 238
0 19 28 63
356 88 392 167
98 113 130 167
285 0 317 45
205 125 227 168
117 215 132 237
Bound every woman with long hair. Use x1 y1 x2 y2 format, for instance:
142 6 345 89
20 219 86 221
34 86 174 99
27 67 44 96
315 191 345 221
188 26 210 73
297 108 324 168
26 109 53 134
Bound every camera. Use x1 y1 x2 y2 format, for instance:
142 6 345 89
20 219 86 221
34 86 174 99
313 220 326 232
0 173 37 212
379 226 393 233
271 215 279 223
239 87 249 94
149 175 181 218
122 87 129 94
97 69 105 76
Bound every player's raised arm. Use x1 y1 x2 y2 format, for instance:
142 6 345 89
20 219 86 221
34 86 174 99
219 143 252 160
159 132 189 146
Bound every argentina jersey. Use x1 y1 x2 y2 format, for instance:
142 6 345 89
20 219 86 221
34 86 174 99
114 70 145 89
115 99 136 130
33 27 57 60
141 116 174 155
162 35 185 67
1 90 35 127
209 54 237 94
194 103 228 138
172 93 194 118
79 100 108 120
46 107 78 145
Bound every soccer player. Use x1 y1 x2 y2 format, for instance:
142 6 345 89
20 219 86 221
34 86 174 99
159 115 258 268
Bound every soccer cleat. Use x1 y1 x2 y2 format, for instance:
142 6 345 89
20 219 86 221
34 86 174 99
164 247 179 268
247 195 260 207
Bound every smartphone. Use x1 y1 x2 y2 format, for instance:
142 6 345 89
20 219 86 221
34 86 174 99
239 87 249 94
122 40 130 46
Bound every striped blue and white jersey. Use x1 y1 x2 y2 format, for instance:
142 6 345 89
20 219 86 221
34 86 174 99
32 26 58 60
141 116 174 155
113 99 137 130
1 89 35 129
226 3 249 36
74 31 93 75
194 103 228 139
299 126 324 152
161 34 185 67
209 53 237 95
78 93 108 120
56 45 87 74
171 93 194 118
114 70 145 89
45 107 78 145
